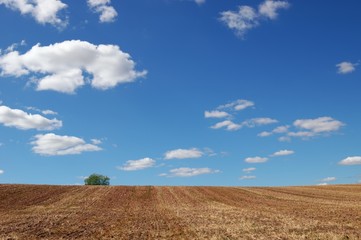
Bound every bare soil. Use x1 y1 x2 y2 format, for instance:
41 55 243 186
0 184 360 239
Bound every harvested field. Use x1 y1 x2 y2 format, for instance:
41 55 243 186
0 184 361 239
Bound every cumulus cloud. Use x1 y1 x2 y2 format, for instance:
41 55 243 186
240 175 256 180
258 0 290 19
0 169 4 174
117 157 156 171
31 133 102 156
164 148 204 160
220 0 289 37
294 117 344 133
245 156 268 163
204 110 230 118
0 0 67 28
320 177 336 182
0 40 147 94
336 61 357 74
271 149 294 157
0 105 62 130
338 156 361 165
242 167 256 173
160 167 220 177
87 0 118 23
288 117 345 139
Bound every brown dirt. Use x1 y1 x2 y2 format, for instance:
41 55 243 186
0 184 360 239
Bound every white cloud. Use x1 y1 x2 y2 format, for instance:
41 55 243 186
0 40 147 94
220 0 289 37
218 99 254 111
258 0 290 19
258 125 289 137
0 105 62 130
31 133 102 156
91 139 102 145
117 157 156 171
0 0 67 28
27 106 58 115
258 131 272 137
336 61 357 74
211 120 241 131
240 175 256 180
0 169 4 174
293 117 344 134
41 109 57 115
287 131 315 138
317 183 328 186
204 110 229 118
339 156 361 165
278 136 291 142
242 167 256 173
161 167 220 177
87 0 117 23
320 177 336 182
242 117 278 127
164 148 203 160
271 149 294 157
194 0 205 5
245 156 268 163
212 118 276 131
220 6 258 38
273 125 289 133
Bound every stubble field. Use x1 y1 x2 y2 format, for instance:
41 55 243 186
0 184 360 239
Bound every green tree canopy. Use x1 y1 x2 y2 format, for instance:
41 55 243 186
84 173 110 185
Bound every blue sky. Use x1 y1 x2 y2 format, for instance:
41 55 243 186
0 0 360 186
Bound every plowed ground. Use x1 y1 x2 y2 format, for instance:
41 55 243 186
0 184 361 239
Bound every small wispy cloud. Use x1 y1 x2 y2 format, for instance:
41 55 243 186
320 177 336 182
211 120 241 131
240 175 256 180
242 167 256 173
270 149 294 157
219 0 290 38
245 156 268 163
204 110 230 118
194 0 205 5
87 0 118 23
217 99 254 112
259 117 344 141
160 167 220 177
164 148 204 160
336 61 357 74
117 158 156 171
338 156 361 165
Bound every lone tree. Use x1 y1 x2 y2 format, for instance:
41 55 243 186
84 173 110 185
